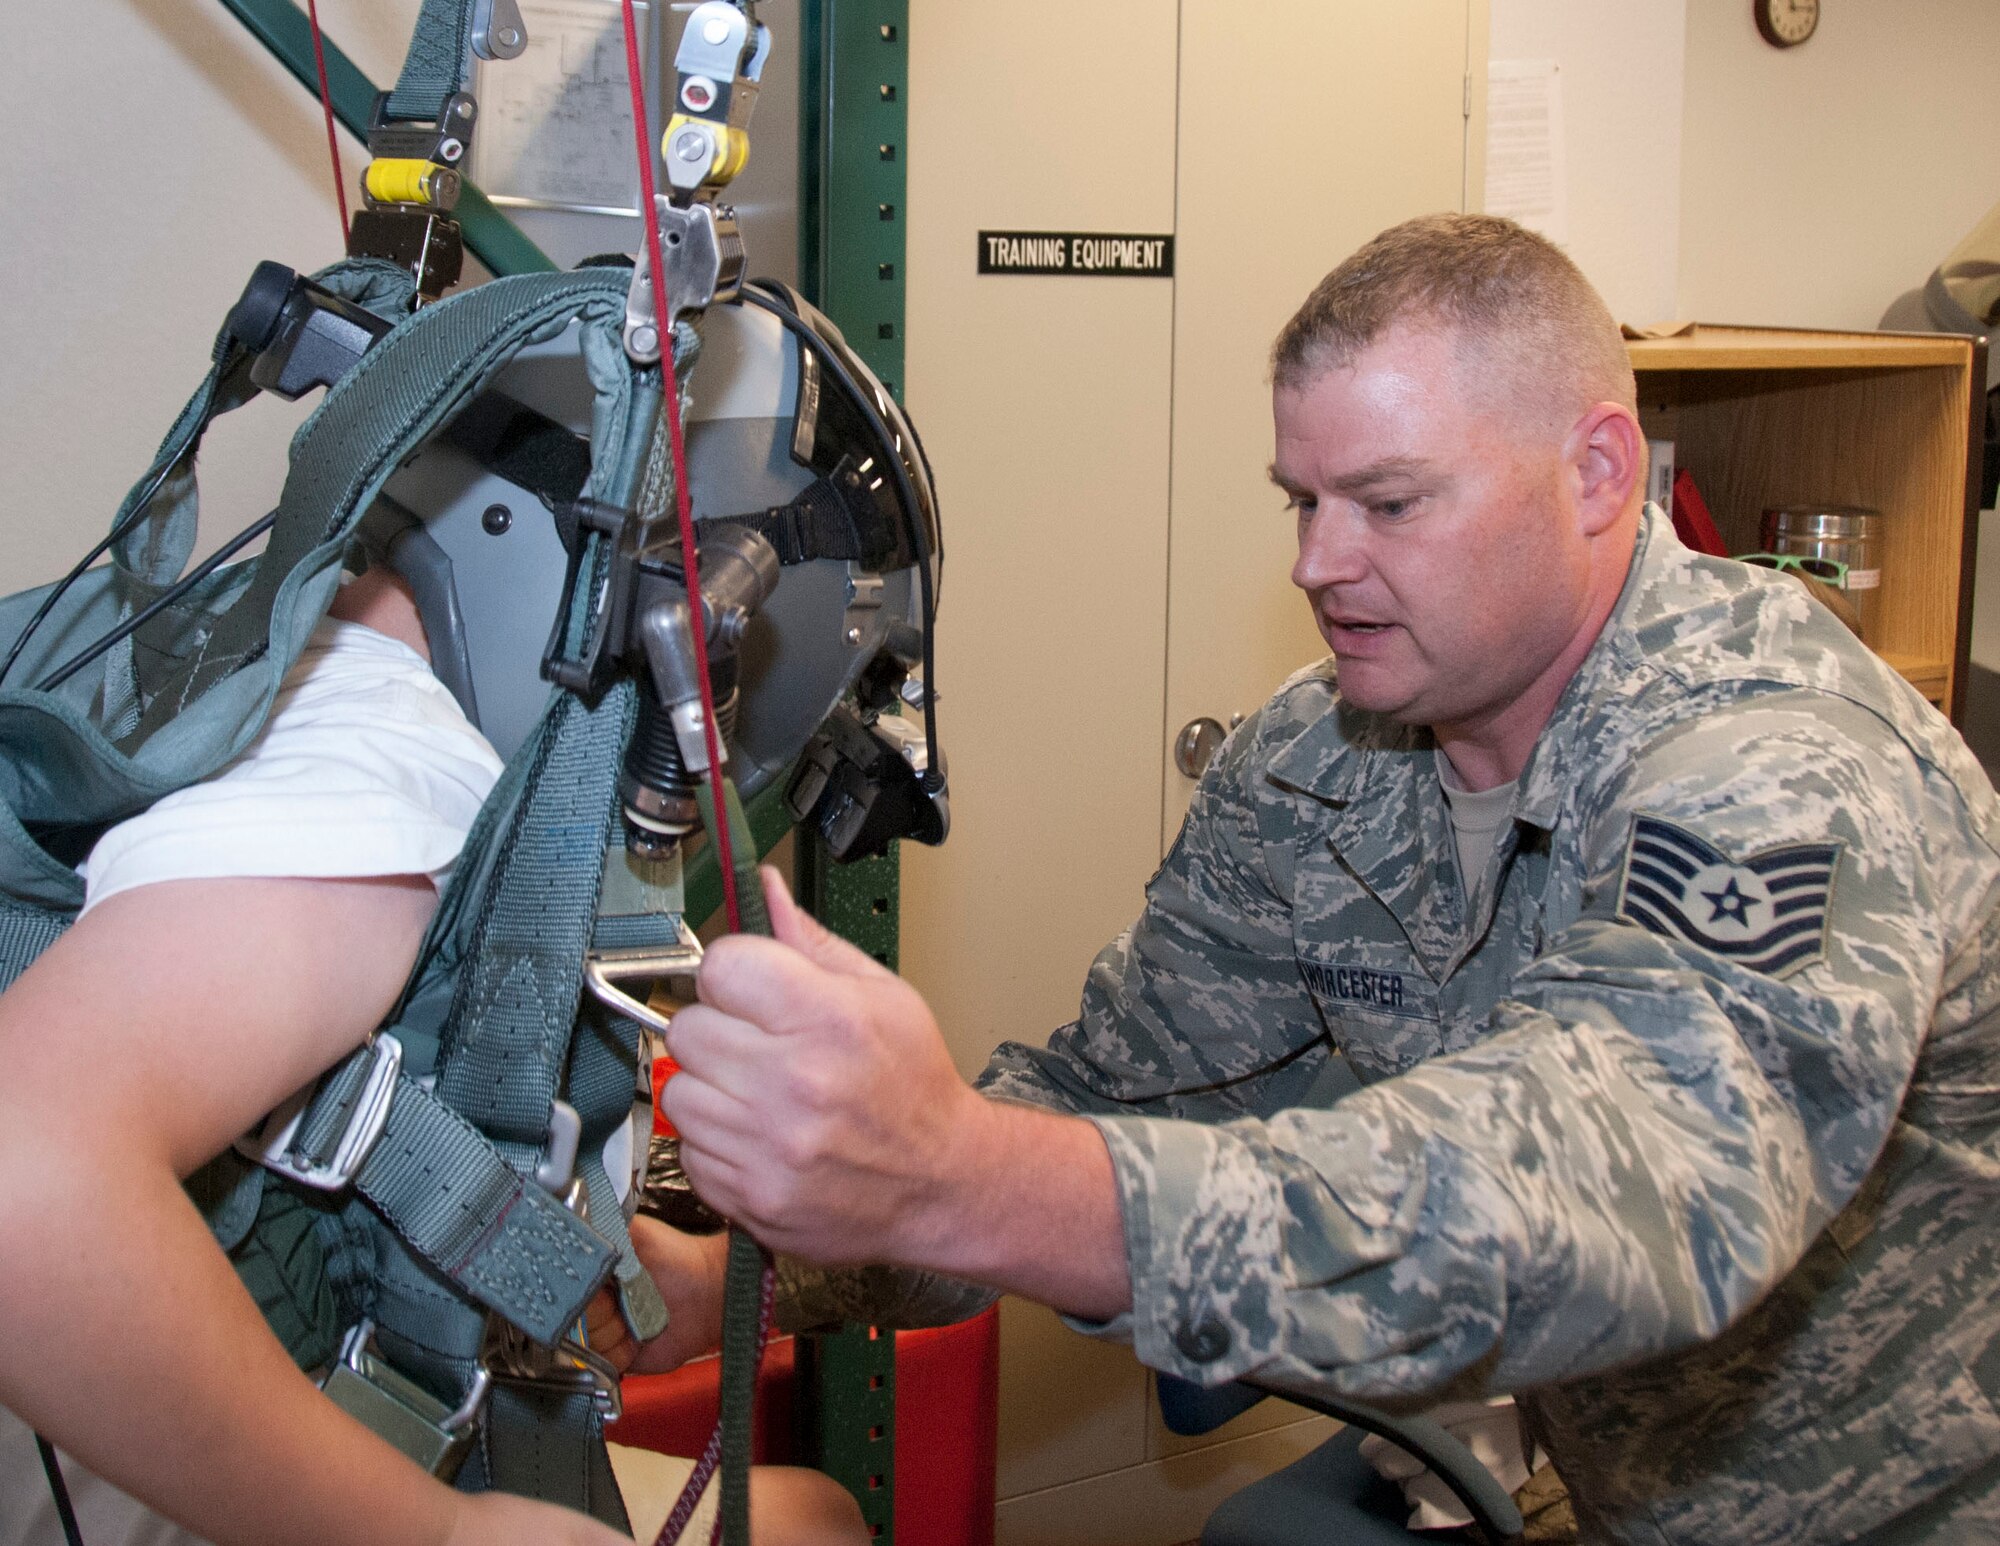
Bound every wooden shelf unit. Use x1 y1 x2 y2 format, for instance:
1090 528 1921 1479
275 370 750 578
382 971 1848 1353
1628 324 1986 721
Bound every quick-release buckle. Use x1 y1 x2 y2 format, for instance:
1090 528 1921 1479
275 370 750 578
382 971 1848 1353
321 1320 491 1478
235 1033 404 1192
480 1173 626 1422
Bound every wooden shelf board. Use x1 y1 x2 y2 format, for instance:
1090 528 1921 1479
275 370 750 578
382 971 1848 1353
1880 652 1950 701
1628 325 1973 373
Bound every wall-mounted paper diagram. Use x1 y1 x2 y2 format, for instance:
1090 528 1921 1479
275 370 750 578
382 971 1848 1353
472 0 650 216
1484 59 1566 245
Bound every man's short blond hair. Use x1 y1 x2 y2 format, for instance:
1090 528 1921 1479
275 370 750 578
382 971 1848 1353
1271 214 1636 429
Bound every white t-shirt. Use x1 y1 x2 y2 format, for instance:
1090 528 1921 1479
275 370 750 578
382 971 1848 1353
78 617 504 913
3 616 505 1546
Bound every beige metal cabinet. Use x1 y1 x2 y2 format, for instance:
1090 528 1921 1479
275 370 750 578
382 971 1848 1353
902 4 1484 1540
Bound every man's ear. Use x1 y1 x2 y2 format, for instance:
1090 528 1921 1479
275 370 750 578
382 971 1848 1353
1565 403 1644 536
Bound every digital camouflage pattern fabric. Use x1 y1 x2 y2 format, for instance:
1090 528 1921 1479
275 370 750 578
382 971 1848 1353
787 509 2000 1542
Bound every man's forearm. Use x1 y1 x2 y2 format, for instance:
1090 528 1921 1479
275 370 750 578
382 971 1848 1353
895 1098 1132 1322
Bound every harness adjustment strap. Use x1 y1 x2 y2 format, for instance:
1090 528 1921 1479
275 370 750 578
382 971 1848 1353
238 1031 403 1190
280 1055 618 1346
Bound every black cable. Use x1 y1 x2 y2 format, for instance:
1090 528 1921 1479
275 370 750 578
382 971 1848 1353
0 433 201 690
2 326 246 691
35 1434 86 1546
37 510 279 692
735 283 947 792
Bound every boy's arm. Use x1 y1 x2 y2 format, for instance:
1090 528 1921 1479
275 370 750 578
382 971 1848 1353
0 876 625 1546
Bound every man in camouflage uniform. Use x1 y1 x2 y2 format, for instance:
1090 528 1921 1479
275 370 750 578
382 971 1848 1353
643 215 2000 1543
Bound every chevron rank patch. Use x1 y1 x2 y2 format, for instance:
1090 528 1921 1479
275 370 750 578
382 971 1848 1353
1616 815 1841 977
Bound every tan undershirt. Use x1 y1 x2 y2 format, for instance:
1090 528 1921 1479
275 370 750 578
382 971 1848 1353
1436 750 1520 900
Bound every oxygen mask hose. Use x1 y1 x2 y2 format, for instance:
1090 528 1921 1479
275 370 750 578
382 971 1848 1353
618 3 774 1543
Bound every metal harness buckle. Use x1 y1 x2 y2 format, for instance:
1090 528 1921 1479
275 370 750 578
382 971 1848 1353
320 1319 492 1478
235 1032 404 1192
583 927 704 1040
480 1176 626 1421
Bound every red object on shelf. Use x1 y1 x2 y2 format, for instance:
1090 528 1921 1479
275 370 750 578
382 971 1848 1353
609 1305 1000 1546
1671 468 1730 558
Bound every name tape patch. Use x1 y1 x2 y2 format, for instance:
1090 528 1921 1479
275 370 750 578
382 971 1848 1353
977 230 1175 278
1298 959 1427 1019
1617 814 1840 977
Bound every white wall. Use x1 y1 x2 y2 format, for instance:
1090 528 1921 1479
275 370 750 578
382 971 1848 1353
0 0 420 594
1487 0 1686 326
1678 0 2000 331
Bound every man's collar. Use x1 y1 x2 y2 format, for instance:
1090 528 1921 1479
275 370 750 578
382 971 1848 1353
1511 505 1659 828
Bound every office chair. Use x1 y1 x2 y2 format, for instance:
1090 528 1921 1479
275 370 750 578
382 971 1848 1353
1157 1374 1525 1546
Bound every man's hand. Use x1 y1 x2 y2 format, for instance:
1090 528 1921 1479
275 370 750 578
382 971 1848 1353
661 870 1133 1321
586 1219 729 1374
662 869 986 1267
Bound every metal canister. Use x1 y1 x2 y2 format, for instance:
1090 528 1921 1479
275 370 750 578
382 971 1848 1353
1765 505 1883 636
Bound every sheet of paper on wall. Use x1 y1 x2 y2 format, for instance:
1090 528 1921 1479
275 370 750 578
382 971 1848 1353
471 0 649 216
1484 60 1567 245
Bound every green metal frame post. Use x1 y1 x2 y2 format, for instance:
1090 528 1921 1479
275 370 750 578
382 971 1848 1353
796 0 910 1536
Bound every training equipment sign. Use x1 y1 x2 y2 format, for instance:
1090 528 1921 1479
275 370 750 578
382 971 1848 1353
978 231 1175 278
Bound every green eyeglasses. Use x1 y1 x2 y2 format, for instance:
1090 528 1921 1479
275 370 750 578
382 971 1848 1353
1741 552 1850 587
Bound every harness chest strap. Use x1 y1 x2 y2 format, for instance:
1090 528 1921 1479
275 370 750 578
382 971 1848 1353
278 1052 617 1346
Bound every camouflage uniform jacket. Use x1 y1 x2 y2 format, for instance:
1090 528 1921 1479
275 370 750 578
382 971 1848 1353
967 509 2000 1543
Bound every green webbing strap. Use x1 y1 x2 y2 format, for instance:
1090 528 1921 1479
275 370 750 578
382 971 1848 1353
485 1383 631 1528
590 843 684 1345
291 1059 616 1345
106 338 256 588
432 682 634 1164
385 0 478 123
127 269 632 750
0 904 68 996
289 677 643 1347
694 776 771 1546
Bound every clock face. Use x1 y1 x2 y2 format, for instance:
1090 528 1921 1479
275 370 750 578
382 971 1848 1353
1755 0 1820 47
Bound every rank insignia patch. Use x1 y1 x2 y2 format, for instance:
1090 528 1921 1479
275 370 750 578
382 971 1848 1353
1616 815 1840 976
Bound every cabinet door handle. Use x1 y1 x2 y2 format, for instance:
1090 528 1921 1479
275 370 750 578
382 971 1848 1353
1174 718 1227 779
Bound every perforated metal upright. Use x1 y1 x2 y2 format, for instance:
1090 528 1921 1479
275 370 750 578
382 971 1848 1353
794 0 909 1535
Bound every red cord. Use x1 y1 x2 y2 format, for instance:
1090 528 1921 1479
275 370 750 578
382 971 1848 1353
619 0 741 936
304 0 350 239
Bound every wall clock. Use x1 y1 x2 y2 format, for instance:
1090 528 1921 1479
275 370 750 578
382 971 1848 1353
1755 0 1819 48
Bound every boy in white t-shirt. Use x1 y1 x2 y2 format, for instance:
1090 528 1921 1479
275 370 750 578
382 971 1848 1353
0 572 862 1546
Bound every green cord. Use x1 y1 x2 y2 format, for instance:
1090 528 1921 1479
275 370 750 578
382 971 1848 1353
694 773 774 1546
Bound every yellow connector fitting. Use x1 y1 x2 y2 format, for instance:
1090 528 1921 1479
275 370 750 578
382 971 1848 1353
363 159 458 209
662 115 752 189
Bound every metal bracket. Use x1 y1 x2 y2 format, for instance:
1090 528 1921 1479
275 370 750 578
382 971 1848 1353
484 1322 626 1422
534 1099 584 1195
624 198 745 361
320 1320 491 1477
366 90 480 167
237 1033 403 1192
583 928 704 1039
471 0 528 60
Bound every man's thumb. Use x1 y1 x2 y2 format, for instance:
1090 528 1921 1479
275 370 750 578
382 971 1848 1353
762 866 897 981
